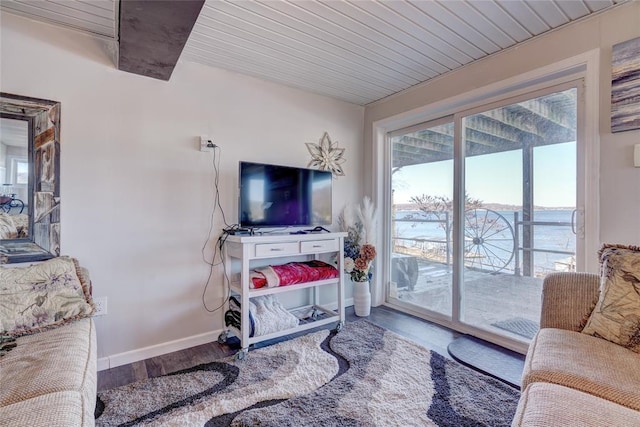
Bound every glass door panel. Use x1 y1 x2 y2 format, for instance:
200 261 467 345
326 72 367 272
460 88 577 343
389 119 454 318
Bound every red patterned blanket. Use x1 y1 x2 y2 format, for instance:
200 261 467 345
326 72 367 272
250 260 339 289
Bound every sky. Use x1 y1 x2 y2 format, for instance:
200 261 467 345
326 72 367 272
392 141 576 208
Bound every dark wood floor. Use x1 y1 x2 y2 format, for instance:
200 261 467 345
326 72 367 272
97 305 523 392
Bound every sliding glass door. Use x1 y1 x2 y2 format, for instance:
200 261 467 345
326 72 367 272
459 86 577 341
389 118 454 319
386 82 581 348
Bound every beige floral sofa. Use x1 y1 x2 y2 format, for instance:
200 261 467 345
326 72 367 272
0 257 96 426
512 245 640 426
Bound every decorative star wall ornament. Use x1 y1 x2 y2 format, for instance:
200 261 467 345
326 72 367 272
306 132 346 177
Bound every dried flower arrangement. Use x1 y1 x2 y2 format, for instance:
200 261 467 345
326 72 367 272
338 197 378 283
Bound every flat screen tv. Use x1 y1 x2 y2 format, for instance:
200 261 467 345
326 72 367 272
238 161 332 228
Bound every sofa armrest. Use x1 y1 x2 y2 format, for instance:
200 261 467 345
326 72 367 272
540 272 599 331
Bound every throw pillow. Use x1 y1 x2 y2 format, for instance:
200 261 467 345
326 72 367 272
11 213 29 237
0 256 95 337
0 213 17 239
581 244 640 352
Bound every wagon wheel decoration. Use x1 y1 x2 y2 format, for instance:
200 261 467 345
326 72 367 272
463 208 515 273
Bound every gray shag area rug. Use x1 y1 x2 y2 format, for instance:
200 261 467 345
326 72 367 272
95 320 520 426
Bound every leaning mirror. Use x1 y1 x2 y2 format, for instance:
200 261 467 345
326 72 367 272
0 93 60 263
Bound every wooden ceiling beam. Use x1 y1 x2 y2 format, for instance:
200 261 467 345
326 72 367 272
388 96 578 168
395 134 453 153
515 97 577 130
464 115 526 146
118 0 205 81
479 104 575 141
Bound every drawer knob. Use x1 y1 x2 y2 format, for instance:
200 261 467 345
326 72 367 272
270 248 284 251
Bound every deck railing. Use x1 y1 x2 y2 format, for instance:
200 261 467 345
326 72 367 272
512 211 576 276
392 210 576 277
393 211 450 264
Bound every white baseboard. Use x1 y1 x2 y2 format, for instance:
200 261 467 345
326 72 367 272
97 357 110 371
97 298 355 372
98 329 223 371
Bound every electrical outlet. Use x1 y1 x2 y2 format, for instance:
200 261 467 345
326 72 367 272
200 136 215 152
93 296 107 316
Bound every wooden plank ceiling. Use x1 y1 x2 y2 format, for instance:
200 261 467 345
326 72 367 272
0 118 28 148
0 0 618 166
0 0 623 104
181 0 623 105
0 0 119 39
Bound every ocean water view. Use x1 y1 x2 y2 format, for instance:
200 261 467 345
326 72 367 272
393 209 576 276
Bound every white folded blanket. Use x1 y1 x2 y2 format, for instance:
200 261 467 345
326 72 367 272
250 295 299 337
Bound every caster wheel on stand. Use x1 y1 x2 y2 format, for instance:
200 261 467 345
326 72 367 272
217 331 229 344
235 349 248 361
334 321 344 333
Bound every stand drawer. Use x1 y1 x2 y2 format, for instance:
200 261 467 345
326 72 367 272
255 242 299 257
300 239 338 253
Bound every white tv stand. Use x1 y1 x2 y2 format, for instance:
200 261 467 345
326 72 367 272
220 232 346 359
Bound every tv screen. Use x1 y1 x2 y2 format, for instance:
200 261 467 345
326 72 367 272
239 161 332 228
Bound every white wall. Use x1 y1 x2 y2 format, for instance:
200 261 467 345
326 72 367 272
1 13 364 366
364 2 640 262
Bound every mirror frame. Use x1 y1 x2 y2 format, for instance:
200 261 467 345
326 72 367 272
0 93 61 263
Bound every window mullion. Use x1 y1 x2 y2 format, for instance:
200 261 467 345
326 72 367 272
451 113 464 324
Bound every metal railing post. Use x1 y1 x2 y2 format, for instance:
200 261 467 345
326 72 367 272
514 211 520 276
445 210 451 269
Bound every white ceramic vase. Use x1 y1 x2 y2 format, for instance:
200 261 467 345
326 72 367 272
353 280 371 317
